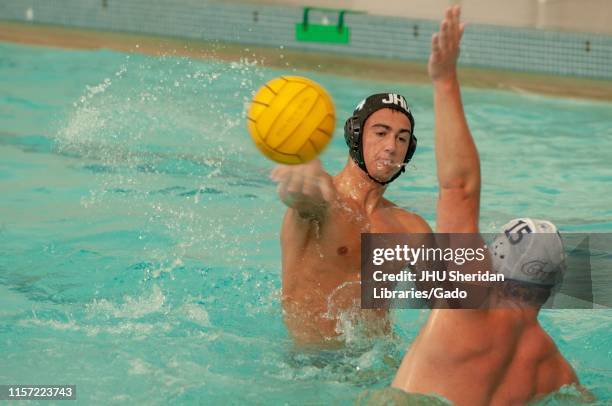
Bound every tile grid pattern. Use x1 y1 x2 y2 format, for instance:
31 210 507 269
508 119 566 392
1 0 611 79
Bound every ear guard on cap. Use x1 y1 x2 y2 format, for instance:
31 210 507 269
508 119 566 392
343 116 361 156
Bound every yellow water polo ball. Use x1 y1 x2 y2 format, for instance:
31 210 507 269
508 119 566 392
247 76 335 164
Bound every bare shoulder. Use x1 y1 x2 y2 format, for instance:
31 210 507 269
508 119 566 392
384 200 432 233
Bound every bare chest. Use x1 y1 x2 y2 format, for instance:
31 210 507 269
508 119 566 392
305 204 411 272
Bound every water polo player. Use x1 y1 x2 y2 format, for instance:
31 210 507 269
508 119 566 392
392 6 589 404
271 92 431 346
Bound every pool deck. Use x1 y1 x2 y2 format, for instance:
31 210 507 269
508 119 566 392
2 21 612 102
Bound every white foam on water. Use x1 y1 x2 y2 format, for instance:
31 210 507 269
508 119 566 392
85 284 166 319
111 394 131 402
178 303 211 327
128 358 154 375
18 316 172 339
148 257 183 279
85 321 172 338
21 318 78 331
124 357 185 390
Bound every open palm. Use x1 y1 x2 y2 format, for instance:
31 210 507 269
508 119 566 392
428 6 466 82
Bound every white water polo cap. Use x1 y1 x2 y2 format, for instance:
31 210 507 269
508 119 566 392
491 218 566 287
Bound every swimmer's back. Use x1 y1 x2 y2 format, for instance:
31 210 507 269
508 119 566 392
393 309 579 406
490 313 578 405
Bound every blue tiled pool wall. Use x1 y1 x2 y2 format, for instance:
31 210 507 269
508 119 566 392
1 0 611 79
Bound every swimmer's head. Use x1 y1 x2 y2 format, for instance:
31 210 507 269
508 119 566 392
491 218 566 307
344 93 416 185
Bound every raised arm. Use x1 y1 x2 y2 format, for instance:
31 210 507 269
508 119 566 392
430 6 481 233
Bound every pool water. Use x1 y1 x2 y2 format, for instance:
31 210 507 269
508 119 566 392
0 41 611 404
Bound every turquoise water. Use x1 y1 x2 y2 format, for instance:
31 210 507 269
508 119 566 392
0 41 611 404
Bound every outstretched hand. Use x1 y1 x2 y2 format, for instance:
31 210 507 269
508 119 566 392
270 159 335 217
428 5 466 83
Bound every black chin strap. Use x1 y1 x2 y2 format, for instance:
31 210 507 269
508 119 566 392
362 163 406 186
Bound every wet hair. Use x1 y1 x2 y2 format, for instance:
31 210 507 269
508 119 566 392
497 279 552 307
